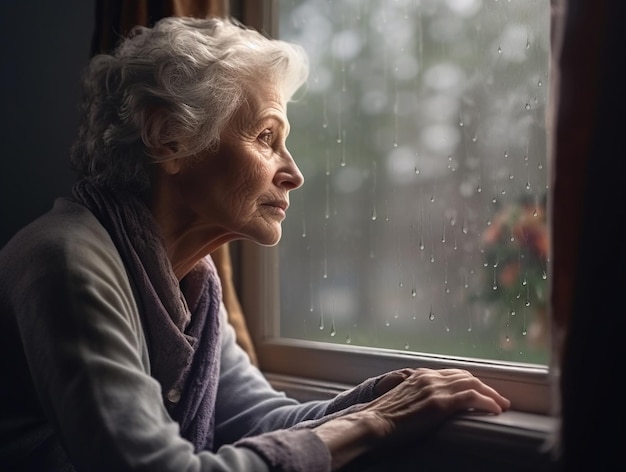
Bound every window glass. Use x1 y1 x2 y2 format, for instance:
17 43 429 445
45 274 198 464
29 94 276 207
278 0 550 365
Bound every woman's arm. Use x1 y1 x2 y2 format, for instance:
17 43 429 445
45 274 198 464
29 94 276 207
213 302 392 448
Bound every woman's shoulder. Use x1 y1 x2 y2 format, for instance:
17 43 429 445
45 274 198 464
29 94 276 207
0 197 126 288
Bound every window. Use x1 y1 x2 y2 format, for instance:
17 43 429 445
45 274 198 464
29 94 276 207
240 0 553 416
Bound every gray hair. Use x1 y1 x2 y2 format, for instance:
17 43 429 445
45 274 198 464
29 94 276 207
70 16 309 192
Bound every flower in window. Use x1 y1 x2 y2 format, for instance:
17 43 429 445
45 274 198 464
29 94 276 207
477 195 549 351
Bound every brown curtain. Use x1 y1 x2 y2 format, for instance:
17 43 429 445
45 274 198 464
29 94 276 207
91 0 258 366
92 0 228 54
551 0 626 469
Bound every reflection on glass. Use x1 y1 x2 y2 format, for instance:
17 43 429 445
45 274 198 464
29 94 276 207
278 0 550 365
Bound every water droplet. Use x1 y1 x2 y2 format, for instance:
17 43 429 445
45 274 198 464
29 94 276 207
414 166 420 175
345 335 352 344
538 79 543 87
472 134 478 143
428 306 435 321
525 103 531 110
404 343 410 350
371 208 377 221
411 288 417 298
498 46 502 54
385 319 391 327
522 329 528 336
330 325 336 337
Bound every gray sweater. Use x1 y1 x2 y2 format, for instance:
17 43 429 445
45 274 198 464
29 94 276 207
0 198 379 471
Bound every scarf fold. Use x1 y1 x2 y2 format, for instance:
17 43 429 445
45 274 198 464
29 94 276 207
72 179 222 451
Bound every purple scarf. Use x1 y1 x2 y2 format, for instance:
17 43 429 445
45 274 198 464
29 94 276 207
72 180 222 452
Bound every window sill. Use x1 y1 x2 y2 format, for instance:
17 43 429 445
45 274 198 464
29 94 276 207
266 373 559 472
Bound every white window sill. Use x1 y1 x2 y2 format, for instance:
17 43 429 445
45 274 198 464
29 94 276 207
266 373 559 471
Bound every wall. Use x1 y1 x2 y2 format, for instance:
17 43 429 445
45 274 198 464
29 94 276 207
0 1 95 247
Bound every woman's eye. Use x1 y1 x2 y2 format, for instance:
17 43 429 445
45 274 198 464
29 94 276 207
259 130 273 145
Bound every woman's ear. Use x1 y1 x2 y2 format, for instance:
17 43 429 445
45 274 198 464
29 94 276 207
154 143 182 175
145 108 183 175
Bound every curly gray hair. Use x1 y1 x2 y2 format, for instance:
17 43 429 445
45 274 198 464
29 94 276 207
70 16 309 192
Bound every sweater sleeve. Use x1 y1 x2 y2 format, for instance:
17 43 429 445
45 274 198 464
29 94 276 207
213 304 384 449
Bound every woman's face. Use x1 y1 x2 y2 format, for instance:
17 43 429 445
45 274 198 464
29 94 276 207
171 83 304 247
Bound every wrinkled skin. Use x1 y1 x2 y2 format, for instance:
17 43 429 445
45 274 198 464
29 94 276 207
314 367 511 470
150 83 303 279
367 368 510 437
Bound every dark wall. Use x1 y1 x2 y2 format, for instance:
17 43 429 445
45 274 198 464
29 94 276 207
0 1 95 247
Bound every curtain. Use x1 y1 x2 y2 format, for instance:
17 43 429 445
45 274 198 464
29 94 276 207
92 0 228 54
90 0 258 366
551 0 626 469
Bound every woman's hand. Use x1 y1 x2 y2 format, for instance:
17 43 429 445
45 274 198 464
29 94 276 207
363 368 510 438
314 368 510 470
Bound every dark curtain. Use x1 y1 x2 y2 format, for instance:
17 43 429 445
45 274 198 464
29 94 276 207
92 0 228 54
552 0 626 469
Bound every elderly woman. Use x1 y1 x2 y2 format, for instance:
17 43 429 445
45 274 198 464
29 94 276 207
0 17 509 472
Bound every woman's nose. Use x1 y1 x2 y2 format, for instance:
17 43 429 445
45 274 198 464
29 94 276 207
276 148 304 190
